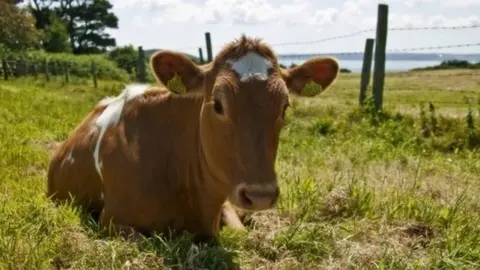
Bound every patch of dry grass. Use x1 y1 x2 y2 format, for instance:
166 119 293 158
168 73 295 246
0 71 479 269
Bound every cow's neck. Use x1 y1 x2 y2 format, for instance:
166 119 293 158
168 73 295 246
167 93 229 233
194 108 230 225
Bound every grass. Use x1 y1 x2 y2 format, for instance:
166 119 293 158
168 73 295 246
0 69 479 269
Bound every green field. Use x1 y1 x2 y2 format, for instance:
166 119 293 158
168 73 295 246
0 69 479 269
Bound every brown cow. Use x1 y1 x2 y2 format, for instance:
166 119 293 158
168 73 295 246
47 35 339 240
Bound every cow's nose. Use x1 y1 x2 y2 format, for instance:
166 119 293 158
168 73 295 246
235 183 279 210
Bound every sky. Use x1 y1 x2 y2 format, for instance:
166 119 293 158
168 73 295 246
107 0 480 56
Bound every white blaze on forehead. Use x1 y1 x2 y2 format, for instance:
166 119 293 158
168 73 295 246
93 84 151 180
227 52 272 82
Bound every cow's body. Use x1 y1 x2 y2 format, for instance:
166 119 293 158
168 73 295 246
48 86 246 237
47 35 339 240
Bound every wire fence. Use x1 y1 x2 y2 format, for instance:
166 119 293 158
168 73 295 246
174 24 480 53
170 4 479 111
1 3 479 106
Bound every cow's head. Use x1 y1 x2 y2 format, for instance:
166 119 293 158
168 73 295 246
150 35 339 211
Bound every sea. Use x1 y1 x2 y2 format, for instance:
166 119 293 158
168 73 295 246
277 55 480 73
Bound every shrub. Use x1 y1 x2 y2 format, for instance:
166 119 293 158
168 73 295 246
412 59 480 71
1 50 130 81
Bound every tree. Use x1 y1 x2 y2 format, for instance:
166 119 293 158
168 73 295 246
28 0 119 54
0 0 43 51
28 0 56 30
57 0 119 54
107 45 138 75
42 13 71 53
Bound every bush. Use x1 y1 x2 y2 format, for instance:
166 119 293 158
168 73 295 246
412 59 480 71
1 50 130 81
107 45 138 76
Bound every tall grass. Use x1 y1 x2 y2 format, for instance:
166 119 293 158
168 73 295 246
0 70 479 269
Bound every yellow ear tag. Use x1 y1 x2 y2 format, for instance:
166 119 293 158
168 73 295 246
302 80 323 97
166 73 186 94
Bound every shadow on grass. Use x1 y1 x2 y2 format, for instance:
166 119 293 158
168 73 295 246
76 208 241 270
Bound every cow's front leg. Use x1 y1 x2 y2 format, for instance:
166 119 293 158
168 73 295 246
220 201 246 231
99 208 144 242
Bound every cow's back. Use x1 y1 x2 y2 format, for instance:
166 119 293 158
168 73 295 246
47 106 105 215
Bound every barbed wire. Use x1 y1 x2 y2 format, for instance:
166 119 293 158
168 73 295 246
277 42 480 59
272 25 480 47
387 42 480 52
175 24 480 51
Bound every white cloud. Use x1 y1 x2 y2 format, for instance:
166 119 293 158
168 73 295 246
402 0 480 8
110 0 479 30
110 0 348 26
441 0 480 7
403 0 435 8
387 13 480 28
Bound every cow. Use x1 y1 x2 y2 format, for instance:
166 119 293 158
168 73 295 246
47 35 339 241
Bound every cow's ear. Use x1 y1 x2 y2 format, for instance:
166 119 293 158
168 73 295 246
150 50 205 94
280 57 339 97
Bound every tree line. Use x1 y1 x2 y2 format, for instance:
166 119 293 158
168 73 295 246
1 0 146 79
2 0 118 54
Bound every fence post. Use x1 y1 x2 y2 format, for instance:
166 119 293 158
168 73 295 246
91 60 97 88
12 59 20 78
33 63 38 79
198 47 204 64
137 46 146 83
44 59 50 82
205 32 213 63
51 61 56 77
64 62 70 83
16 59 25 77
24 60 29 76
2 59 8 80
359 38 375 106
372 3 389 111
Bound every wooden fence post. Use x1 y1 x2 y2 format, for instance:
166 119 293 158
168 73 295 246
359 38 375 106
137 46 146 83
91 60 97 88
13 60 20 78
23 59 29 76
33 63 38 79
2 59 8 80
51 61 56 77
64 62 70 83
205 32 213 63
198 47 204 64
372 3 389 111
44 59 50 82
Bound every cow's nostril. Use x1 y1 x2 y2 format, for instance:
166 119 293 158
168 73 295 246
234 183 280 210
239 188 253 206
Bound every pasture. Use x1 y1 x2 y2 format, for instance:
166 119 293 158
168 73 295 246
0 69 479 269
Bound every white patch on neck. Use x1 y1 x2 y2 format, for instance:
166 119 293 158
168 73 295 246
227 52 272 82
93 84 151 180
66 148 75 164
